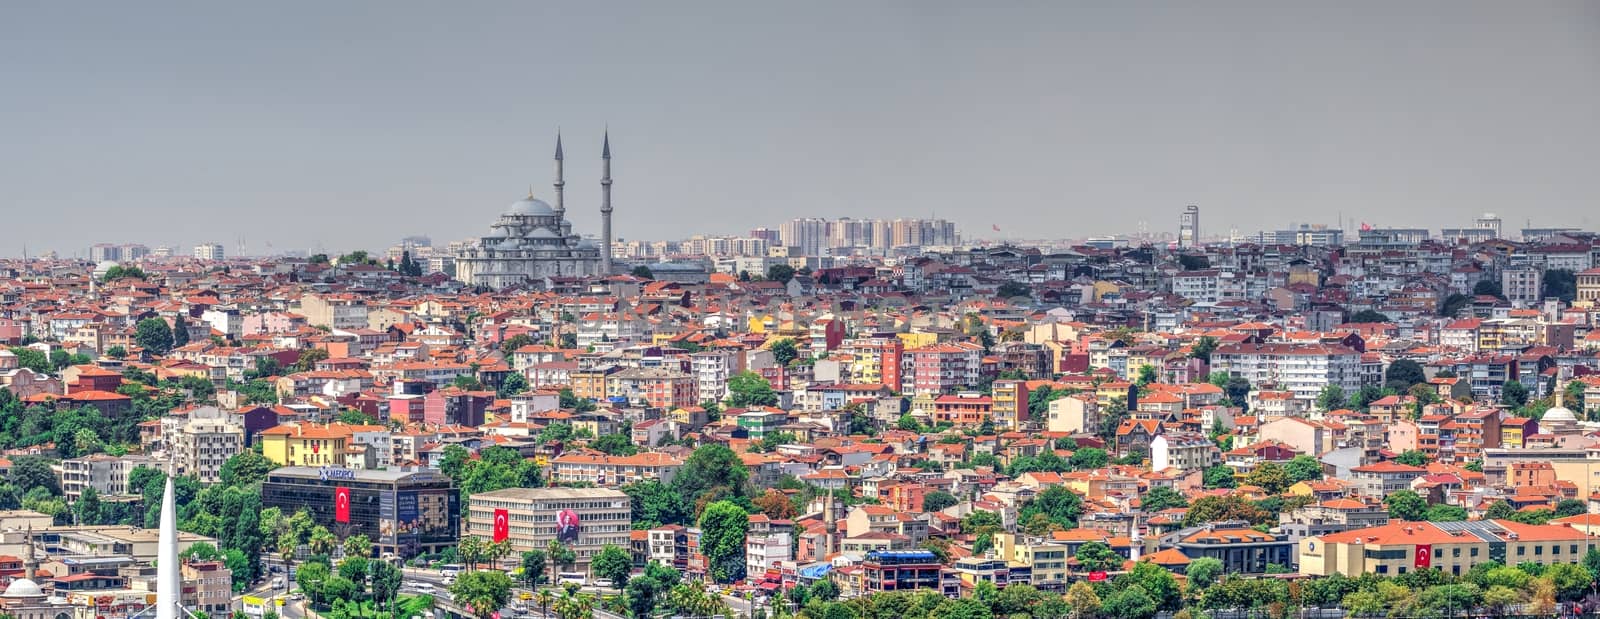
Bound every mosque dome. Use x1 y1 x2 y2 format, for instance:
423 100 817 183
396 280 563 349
1543 405 1578 425
505 197 556 217
4 578 42 599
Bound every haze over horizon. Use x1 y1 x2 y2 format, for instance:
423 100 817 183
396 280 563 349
3 1 1598 257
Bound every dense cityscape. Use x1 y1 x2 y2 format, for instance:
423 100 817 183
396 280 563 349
7 2 1599 619
7 161 1600 619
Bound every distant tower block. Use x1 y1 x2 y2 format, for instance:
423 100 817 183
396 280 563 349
1178 205 1201 248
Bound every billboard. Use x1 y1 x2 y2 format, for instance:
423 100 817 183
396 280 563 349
556 509 581 543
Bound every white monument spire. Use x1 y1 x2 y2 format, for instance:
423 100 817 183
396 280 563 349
155 476 181 619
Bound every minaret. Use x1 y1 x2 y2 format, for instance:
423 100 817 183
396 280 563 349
553 132 566 227
156 476 181 619
23 524 35 580
600 131 614 275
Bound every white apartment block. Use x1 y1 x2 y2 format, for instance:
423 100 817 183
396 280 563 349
1210 343 1362 401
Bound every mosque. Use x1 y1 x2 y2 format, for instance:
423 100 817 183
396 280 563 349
453 133 615 290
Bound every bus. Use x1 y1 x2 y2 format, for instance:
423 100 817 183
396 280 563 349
439 564 464 580
557 572 586 586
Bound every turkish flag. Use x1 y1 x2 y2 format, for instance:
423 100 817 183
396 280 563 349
1414 544 1432 569
1088 571 1107 582
492 508 510 543
335 486 351 523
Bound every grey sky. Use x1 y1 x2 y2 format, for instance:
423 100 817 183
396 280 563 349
3 1 1598 257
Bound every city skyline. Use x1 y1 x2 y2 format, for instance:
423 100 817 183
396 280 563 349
4 2 1599 257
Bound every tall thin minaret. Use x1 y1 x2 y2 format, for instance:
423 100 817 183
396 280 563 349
553 132 565 226
155 476 181 619
600 131 614 275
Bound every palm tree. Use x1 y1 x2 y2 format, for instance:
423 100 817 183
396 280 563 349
308 526 337 557
460 535 486 572
534 589 554 619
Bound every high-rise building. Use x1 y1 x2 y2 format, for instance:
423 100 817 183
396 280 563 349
90 244 122 262
779 218 830 257
192 243 225 261
1179 205 1201 248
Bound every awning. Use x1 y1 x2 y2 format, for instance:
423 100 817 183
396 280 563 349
759 582 781 591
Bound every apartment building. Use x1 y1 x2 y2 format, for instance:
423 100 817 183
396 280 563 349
466 487 632 569
1210 343 1363 401
60 454 158 501
1300 519 1595 577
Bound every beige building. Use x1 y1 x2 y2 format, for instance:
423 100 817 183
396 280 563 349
1300 519 1594 577
296 292 369 330
993 533 1072 591
161 407 244 484
60 454 158 501
466 488 631 570
1258 417 1333 457
1046 393 1099 434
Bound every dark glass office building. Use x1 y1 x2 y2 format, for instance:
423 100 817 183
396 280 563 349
262 466 460 558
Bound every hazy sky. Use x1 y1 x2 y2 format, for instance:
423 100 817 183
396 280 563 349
4 2 1598 257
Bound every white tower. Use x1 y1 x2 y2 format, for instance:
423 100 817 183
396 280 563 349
553 133 566 227
155 476 182 619
600 131 614 275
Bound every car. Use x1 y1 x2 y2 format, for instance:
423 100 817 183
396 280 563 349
591 578 613 589
288 593 305 601
270 576 285 588
416 583 436 594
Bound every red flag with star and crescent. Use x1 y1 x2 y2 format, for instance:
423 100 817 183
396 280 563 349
1414 544 1432 569
335 486 351 523
493 508 510 542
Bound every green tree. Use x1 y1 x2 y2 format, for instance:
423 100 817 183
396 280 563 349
672 444 750 505
698 500 749 583
630 265 654 280
1100 584 1157 619
1394 450 1430 467
343 534 372 559
1183 494 1269 526
1484 500 1517 520
1316 385 1347 411
219 451 275 487
1186 557 1224 590
172 314 190 347
519 550 546 587
1385 359 1426 391
1474 279 1504 298
1385 490 1428 521
1074 540 1120 572
135 318 175 355
1348 309 1390 324
1202 465 1235 489
11 456 59 495
1140 486 1187 512
1502 380 1529 408
1544 268 1577 302
497 372 528 398
726 371 778 407
591 545 633 588
766 264 795 283
769 338 799 366
1243 462 1290 493
448 570 514 619
1424 504 1468 522
590 433 638 456
1440 293 1470 317
624 479 690 528
1285 455 1324 482
923 491 959 512
1555 498 1587 517
810 578 840 602
1189 336 1218 363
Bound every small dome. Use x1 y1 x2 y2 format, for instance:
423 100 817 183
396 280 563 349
4 578 42 598
527 227 561 239
1544 406 1578 424
505 197 555 217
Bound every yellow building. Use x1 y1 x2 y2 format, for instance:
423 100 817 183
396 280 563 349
1299 520 1594 578
993 533 1071 591
896 332 939 350
259 423 350 467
